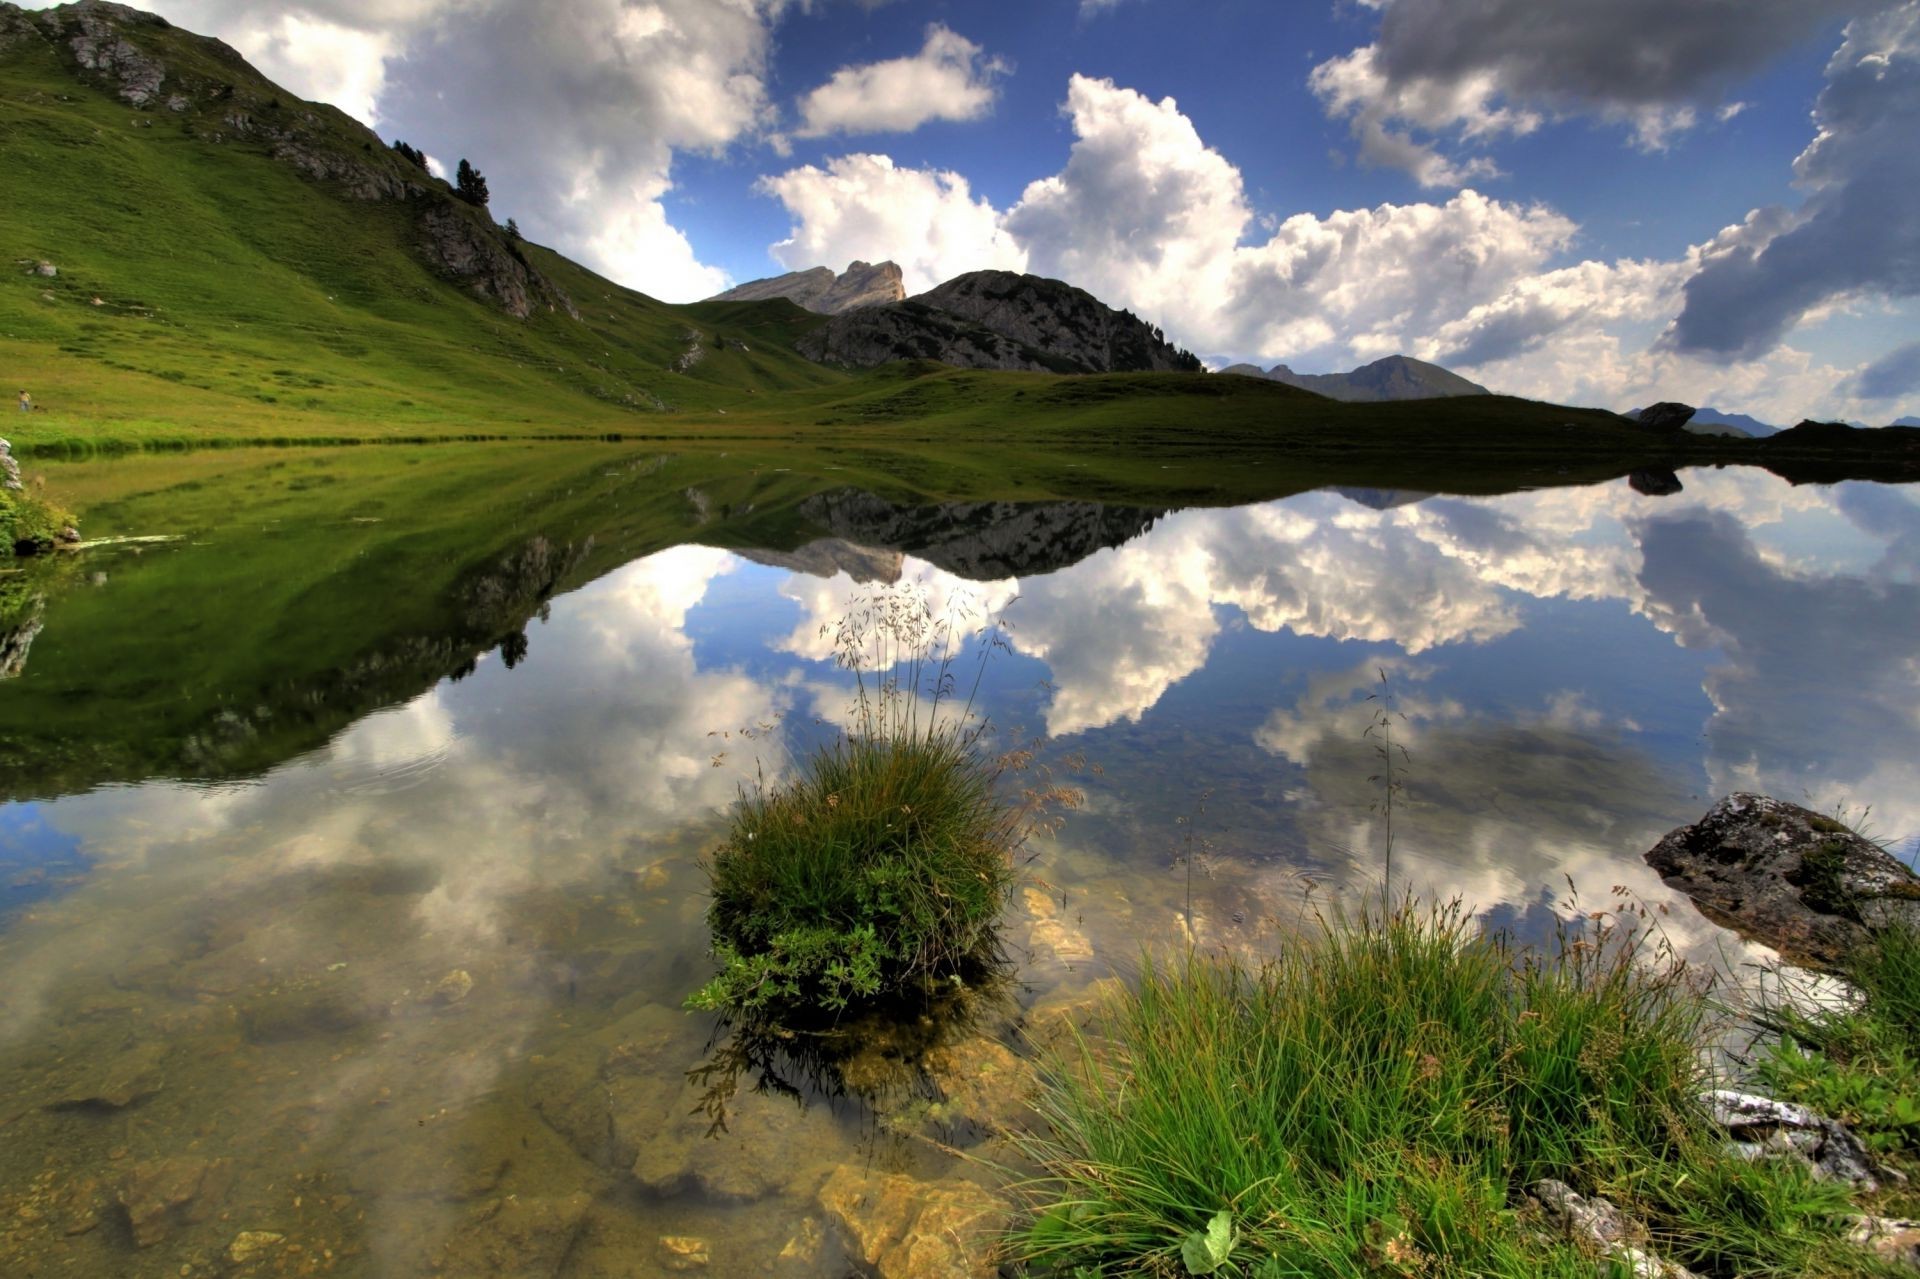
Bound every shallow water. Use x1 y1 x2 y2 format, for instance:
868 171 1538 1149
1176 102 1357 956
1 456 1917 1275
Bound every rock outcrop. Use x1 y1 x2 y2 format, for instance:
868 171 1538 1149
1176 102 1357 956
710 260 905 314
1644 794 1920 969
1636 402 1698 432
796 271 1202 375
1222 355 1490 402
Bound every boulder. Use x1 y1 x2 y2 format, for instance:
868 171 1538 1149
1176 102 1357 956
116 1155 231 1247
1644 794 1920 969
1528 1180 1701 1279
2 437 23 490
1704 1090 1885 1192
1638 402 1697 432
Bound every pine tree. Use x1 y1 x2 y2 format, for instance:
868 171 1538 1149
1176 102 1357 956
505 218 522 243
455 159 490 209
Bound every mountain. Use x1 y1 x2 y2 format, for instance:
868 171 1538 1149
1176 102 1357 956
1625 405 1779 438
708 261 905 314
795 270 1204 375
1895 416 1920 428
1221 356 1490 402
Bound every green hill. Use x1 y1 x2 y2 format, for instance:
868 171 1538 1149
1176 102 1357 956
0 0 845 451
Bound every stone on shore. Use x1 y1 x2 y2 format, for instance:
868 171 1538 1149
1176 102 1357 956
1644 794 1920 969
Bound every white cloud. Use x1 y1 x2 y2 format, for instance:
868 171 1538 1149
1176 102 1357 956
792 24 1006 138
760 153 1026 293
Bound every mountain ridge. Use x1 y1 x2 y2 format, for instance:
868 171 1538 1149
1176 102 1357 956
1220 355 1489 402
709 260 905 315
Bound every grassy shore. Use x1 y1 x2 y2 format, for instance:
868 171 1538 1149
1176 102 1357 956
1007 901 1917 1277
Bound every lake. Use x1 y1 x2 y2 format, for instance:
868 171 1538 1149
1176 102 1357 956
2 447 1917 1276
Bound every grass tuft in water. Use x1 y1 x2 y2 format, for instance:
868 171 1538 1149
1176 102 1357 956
689 586 1067 1027
1008 898 1873 1277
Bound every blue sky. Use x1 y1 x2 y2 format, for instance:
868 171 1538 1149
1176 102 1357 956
26 0 1920 422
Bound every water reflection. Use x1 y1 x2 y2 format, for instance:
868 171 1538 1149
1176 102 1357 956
0 466 1916 1273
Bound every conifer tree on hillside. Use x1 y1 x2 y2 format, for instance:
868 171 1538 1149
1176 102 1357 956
455 159 491 209
390 140 429 171
505 218 522 243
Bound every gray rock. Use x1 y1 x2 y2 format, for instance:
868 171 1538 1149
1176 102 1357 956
711 260 906 314
1705 1090 1886 1191
417 202 578 321
1529 1180 1701 1279
117 1155 231 1248
1644 794 1920 970
32 261 57 278
1637 402 1698 432
1849 1215 1920 1268
1 436 21 490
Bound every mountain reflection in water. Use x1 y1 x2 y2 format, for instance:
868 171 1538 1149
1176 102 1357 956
0 459 1916 1275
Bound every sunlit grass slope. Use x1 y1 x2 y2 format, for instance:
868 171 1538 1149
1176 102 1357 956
0 3 843 449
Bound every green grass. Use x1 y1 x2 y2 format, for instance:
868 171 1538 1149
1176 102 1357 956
689 587 1041 1024
1754 923 1920 1185
0 478 72 555
1008 900 1880 1278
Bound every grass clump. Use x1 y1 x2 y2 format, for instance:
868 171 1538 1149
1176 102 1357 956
1 482 74 557
1009 899 1871 1277
690 586 1058 1026
1755 922 1920 1177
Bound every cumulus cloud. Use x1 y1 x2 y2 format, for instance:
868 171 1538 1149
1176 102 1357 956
759 67 1896 421
760 153 1027 293
792 24 1006 138
1669 3 1920 360
1853 339 1920 400
1315 0 1896 181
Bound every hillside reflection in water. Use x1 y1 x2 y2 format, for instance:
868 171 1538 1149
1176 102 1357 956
0 466 1916 1275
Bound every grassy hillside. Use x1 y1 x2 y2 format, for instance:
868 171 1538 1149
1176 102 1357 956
0 1 844 451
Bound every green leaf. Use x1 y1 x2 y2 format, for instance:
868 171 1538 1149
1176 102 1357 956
1180 1210 1235 1275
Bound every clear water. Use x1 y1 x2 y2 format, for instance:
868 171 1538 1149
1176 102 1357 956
1 459 1917 1275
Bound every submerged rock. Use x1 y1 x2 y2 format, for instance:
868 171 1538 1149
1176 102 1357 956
1644 794 1920 969
117 1155 231 1247
424 1192 593 1277
818 1165 1006 1279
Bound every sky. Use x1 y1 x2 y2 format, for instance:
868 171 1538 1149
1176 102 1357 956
24 0 1920 423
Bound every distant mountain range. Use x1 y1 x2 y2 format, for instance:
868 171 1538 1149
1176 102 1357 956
1219 356 1489 402
1896 416 1920 428
708 261 905 315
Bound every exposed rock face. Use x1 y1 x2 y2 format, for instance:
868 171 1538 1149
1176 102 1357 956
794 490 1163 581
796 271 1202 375
1 437 20 491
60 0 169 106
1644 794 1920 969
1225 355 1490 401
1637 402 1698 432
914 272 1202 374
710 260 906 314
796 301 1055 372
417 202 577 321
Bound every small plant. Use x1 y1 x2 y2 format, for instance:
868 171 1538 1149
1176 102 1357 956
689 585 1069 1027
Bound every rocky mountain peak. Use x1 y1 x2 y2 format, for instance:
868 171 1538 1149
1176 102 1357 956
709 260 905 315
